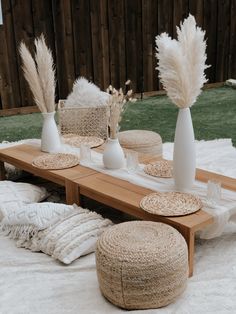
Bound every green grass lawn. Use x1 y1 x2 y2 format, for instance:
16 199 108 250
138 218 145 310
0 86 236 146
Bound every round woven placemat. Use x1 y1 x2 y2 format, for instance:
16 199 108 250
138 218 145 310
140 192 202 216
62 134 104 148
144 160 172 178
32 153 79 170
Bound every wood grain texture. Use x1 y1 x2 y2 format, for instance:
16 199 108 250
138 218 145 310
203 0 218 83
11 0 35 107
0 0 236 109
108 0 126 89
215 0 231 82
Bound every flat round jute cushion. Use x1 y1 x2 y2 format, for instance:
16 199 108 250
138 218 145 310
118 130 162 156
96 221 188 310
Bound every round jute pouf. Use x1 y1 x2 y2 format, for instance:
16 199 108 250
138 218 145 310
96 221 188 310
118 130 162 156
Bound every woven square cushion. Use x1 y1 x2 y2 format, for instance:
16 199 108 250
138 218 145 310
0 181 48 221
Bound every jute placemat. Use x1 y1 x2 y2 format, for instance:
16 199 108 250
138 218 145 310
144 160 172 178
140 192 202 216
32 153 79 170
62 134 104 148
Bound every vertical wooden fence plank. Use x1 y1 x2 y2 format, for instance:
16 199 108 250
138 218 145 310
11 0 34 107
215 0 231 82
90 0 110 90
157 0 174 89
203 0 217 83
125 0 143 92
173 0 189 37
142 0 158 92
99 0 110 89
229 0 236 78
108 0 126 89
189 0 204 26
71 0 93 81
0 25 13 109
0 0 21 108
52 0 75 99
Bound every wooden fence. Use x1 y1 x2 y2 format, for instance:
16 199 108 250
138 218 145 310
0 0 235 113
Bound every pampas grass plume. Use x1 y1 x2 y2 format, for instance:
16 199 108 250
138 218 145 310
19 34 56 113
155 14 209 108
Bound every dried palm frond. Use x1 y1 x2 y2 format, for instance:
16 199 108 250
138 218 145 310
19 35 56 113
155 14 209 108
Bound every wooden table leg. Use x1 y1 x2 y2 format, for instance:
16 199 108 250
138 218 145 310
0 161 6 180
181 228 195 277
65 180 80 205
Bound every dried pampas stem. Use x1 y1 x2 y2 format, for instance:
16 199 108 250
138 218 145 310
19 34 56 113
106 82 136 139
155 14 209 108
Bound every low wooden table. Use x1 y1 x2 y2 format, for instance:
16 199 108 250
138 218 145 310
1 143 235 276
0 144 97 204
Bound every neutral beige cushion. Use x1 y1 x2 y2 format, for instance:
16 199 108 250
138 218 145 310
118 130 162 156
96 221 188 310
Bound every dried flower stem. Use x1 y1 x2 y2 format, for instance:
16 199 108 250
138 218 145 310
106 82 136 139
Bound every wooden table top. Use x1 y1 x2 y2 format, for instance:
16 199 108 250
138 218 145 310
0 144 97 185
1 143 236 233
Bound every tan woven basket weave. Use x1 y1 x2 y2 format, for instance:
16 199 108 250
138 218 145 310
118 130 162 156
58 100 109 139
96 221 188 310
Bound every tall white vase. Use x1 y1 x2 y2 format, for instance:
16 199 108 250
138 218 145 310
173 108 196 191
41 111 61 153
103 138 125 169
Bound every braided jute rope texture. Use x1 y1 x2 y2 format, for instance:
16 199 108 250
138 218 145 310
118 130 162 156
32 153 79 170
140 192 202 217
96 221 188 310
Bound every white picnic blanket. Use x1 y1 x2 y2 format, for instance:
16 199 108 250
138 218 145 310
1 138 236 314
0 222 236 314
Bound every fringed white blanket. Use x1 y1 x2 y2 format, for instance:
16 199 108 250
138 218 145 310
1 138 236 313
0 222 236 313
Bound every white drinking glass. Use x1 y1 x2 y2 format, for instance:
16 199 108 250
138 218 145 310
126 150 139 174
207 179 221 205
80 144 91 165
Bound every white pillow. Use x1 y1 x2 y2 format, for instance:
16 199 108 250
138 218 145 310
65 77 109 107
0 202 75 241
0 181 48 221
28 205 113 264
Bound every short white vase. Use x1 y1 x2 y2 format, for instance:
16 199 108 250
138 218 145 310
41 111 61 153
173 108 196 191
103 138 125 169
